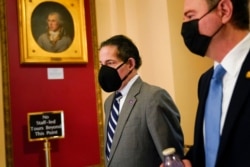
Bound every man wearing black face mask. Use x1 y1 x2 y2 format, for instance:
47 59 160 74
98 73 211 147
178 0 250 167
98 35 184 167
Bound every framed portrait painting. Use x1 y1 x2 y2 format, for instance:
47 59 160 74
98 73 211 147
18 0 88 64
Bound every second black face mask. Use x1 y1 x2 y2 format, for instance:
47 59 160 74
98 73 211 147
181 19 212 57
181 1 222 57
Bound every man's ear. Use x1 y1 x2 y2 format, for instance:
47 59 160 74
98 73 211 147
218 0 233 23
127 58 136 70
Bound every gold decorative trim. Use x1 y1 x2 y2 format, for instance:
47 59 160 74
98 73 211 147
0 0 13 166
89 0 105 166
17 0 88 64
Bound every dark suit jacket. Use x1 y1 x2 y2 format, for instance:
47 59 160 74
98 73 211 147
104 77 184 167
185 51 250 167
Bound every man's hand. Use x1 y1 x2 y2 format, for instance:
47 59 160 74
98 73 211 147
182 159 192 167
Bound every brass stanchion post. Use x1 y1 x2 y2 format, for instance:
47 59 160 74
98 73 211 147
44 139 51 167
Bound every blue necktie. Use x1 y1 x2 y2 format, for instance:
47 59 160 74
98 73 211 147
106 92 122 160
205 64 226 167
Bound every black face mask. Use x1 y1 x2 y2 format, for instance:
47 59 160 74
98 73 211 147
181 3 222 57
98 62 132 92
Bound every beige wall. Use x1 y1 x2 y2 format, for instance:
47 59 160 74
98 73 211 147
166 0 213 145
95 0 212 145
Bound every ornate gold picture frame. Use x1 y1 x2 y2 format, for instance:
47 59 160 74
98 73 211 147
18 0 88 64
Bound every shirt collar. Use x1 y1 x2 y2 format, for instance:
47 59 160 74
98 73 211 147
215 32 250 77
118 74 139 97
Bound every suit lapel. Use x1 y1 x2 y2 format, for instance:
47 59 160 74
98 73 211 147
218 51 250 159
108 77 142 162
195 67 213 152
104 93 116 166
104 95 114 132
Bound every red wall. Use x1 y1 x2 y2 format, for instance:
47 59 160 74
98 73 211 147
6 0 102 166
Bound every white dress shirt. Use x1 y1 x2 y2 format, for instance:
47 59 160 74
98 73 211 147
117 74 139 114
218 32 250 133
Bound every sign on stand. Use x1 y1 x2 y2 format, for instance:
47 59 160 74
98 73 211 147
27 110 65 167
28 110 65 141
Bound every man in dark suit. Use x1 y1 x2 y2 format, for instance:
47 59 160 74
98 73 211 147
98 35 184 167
180 0 250 166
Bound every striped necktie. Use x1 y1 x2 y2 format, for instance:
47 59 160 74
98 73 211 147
205 64 226 167
106 92 122 160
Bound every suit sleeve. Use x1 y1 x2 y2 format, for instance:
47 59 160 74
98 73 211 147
146 89 184 160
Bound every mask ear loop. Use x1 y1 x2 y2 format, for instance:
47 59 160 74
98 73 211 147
208 1 224 38
211 23 224 38
117 58 134 82
198 0 223 37
121 69 133 82
199 0 221 20
116 57 131 70
116 62 126 70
